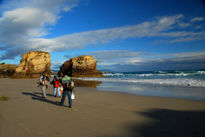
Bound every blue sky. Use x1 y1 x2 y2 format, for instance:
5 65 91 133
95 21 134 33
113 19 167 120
0 0 205 72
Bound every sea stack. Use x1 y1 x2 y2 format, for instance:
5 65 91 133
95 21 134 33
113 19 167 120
58 55 103 77
0 63 17 78
13 51 51 78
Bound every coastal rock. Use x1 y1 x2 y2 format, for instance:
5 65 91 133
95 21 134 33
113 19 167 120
59 55 103 77
72 79 102 88
13 51 51 78
0 63 17 78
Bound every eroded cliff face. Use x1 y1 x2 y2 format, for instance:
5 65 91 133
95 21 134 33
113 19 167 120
13 51 51 78
59 55 103 77
0 63 17 78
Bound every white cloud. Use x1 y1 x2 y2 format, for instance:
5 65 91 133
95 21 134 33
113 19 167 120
0 0 79 60
44 14 204 50
97 51 205 71
52 50 205 71
63 7 72 12
89 50 143 66
90 50 142 59
191 17 205 22
178 22 191 28
61 50 143 67
172 51 205 58
0 7 56 43
0 1 205 62
0 0 79 13
27 14 202 53
51 61 65 70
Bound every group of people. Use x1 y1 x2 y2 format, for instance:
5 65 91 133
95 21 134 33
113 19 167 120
38 74 74 108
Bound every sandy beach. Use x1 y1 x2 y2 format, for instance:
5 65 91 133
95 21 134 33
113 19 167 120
0 78 205 137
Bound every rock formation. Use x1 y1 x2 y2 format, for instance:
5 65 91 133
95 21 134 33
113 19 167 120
0 63 17 78
13 51 51 78
58 55 103 77
72 79 102 88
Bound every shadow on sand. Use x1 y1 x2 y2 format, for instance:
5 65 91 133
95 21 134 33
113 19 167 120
22 92 62 106
102 108 205 137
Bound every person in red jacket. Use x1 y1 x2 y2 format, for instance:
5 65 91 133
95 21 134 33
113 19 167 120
51 76 61 97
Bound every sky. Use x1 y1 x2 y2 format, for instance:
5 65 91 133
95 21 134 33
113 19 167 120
0 0 205 72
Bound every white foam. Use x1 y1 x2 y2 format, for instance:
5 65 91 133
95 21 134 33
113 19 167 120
103 73 124 77
78 77 205 88
103 71 205 77
197 71 205 74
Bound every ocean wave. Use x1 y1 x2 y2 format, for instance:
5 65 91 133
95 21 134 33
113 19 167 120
103 71 205 77
137 73 191 77
197 71 205 74
78 77 205 87
103 73 124 77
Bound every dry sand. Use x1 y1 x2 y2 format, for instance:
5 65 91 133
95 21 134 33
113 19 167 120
0 78 205 137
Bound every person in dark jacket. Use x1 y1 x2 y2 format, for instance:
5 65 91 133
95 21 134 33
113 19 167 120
60 75 74 108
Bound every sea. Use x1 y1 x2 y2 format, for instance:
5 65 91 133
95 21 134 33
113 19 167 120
78 70 205 101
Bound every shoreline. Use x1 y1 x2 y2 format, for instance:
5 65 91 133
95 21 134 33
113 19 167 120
74 74 205 101
1 78 205 137
76 78 205 101
1 77 205 101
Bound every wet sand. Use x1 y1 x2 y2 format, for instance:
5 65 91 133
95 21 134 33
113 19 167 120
0 78 205 137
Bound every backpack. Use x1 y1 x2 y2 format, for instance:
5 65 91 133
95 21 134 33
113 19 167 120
64 80 74 91
46 76 50 81
39 78 44 86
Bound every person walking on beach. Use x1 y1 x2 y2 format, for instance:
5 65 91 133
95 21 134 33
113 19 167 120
40 75 48 99
51 76 61 97
60 75 74 108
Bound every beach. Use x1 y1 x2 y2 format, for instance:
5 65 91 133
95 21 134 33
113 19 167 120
1 78 205 137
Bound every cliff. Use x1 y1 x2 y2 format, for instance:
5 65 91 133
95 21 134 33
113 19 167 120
13 51 51 78
0 63 17 78
58 55 103 77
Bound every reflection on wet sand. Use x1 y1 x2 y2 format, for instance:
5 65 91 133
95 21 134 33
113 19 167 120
72 79 102 88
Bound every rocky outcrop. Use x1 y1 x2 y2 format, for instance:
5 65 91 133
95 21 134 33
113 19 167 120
72 79 102 88
58 55 103 77
13 51 51 78
0 63 17 78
